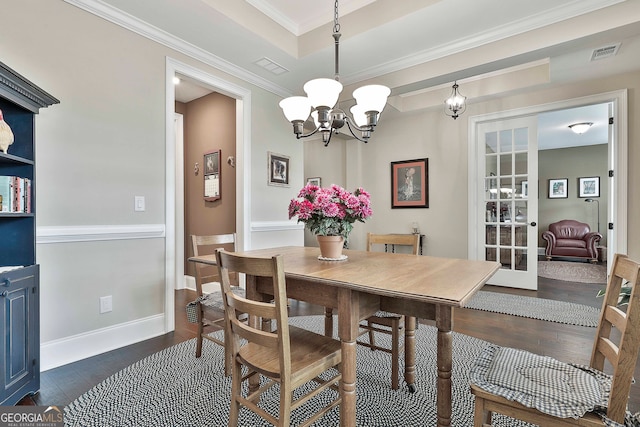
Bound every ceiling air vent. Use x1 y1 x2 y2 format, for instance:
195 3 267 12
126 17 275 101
254 57 289 75
590 43 621 61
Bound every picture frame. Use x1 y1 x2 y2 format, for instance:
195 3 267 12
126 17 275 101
548 178 568 199
203 149 221 202
268 151 290 187
306 177 321 186
578 176 600 198
391 158 429 208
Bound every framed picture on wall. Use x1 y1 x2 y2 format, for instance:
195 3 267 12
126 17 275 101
548 178 568 199
268 151 290 187
306 177 321 186
578 176 600 198
203 149 221 202
391 158 429 208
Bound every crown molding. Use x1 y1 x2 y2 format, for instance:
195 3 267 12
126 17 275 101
63 0 291 98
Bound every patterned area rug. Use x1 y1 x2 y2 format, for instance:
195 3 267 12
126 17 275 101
538 260 607 284
466 291 600 327
65 316 535 427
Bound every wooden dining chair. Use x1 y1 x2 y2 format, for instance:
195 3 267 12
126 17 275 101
470 253 640 426
358 232 420 391
215 249 342 427
190 233 242 375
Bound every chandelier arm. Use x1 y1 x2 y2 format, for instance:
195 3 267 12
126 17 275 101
295 125 322 139
343 118 371 143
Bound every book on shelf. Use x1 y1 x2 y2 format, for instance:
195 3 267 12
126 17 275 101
0 175 30 213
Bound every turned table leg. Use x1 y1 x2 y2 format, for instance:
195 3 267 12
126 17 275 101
436 305 453 427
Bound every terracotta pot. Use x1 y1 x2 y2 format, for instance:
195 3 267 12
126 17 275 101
316 235 344 259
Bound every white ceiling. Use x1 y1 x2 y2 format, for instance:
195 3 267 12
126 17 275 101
74 0 639 149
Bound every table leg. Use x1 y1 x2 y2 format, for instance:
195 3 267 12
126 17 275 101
436 305 453 427
404 316 416 392
338 289 357 427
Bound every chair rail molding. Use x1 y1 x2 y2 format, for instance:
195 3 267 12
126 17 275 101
251 220 304 232
37 224 165 244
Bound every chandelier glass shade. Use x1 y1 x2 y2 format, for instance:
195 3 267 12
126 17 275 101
444 81 466 119
279 1 390 146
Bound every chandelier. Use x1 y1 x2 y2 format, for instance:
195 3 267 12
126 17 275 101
279 0 390 146
444 81 466 119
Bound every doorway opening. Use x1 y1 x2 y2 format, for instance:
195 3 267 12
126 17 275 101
468 90 628 290
164 57 251 333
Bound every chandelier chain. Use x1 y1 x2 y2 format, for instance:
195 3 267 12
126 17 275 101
334 0 340 33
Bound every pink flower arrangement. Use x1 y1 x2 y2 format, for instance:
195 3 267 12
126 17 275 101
288 183 373 240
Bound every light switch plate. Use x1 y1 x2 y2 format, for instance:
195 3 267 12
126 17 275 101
134 196 145 212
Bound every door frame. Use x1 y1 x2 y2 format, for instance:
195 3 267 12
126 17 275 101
468 90 628 273
164 57 252 333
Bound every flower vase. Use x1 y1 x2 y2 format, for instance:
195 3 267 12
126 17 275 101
316 235 344 259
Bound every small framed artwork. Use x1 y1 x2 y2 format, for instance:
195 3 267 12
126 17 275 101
203 149 221 202
268 151 290 187
578 176 600 198
306 177 321 186
548 178 568 199
391 158 429 208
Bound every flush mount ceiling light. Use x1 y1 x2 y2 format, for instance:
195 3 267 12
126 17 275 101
568 122 593 134
444 81 466 120
279 0 390 147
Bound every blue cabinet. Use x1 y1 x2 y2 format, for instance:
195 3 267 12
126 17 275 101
0 62 58 405
0 266 39 405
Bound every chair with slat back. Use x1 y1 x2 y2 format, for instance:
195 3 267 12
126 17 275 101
470 253 640 426
190 233 241 375
359 232 420 391
215 249 342 427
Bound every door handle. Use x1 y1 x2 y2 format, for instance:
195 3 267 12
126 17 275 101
530 222 537 227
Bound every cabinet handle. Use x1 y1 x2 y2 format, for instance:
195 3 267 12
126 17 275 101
0 291 7 297
1 279 10 287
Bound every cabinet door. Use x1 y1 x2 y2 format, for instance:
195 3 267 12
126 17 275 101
0 265 39 405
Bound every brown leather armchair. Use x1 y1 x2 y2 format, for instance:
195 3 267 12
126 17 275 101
542 219 602 263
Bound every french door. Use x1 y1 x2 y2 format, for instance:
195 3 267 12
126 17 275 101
476 116 538 290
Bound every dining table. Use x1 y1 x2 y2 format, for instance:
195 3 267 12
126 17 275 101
189 246 500 427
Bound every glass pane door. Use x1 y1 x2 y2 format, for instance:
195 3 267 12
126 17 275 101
479 117 537 289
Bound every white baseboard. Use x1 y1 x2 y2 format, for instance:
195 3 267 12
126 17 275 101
40 314 166 371
184 274 195 291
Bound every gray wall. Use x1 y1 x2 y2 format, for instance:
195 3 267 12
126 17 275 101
538 145 609 246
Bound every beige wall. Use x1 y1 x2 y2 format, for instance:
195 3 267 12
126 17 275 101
305 71 638 261
0 1 301 363
179 93 237 276
2 0 638 368
538 145 609 247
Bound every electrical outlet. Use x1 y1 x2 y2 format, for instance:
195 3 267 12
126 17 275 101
100 295 113 314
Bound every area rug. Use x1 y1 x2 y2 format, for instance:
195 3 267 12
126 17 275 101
466 291 600 327
537 260 607 284
64 316 535 427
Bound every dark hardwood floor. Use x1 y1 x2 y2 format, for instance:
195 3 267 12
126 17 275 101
21 271 640 414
